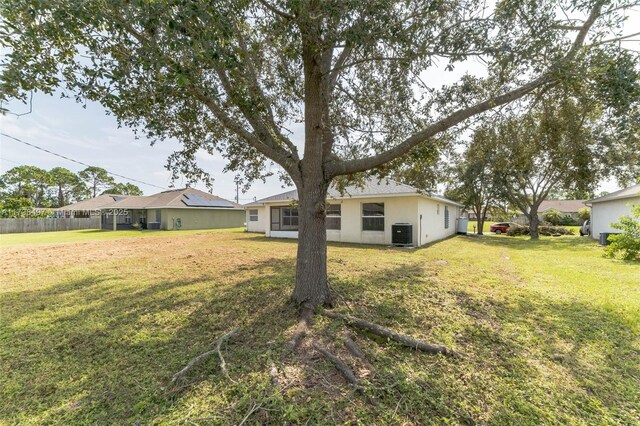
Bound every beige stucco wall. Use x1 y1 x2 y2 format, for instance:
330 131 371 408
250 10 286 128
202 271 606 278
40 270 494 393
146 209 161 223
416 198 460 244
330 196 419 245
159 208 245 230
246 206 267 233
259 195 460 246
590 197 640 239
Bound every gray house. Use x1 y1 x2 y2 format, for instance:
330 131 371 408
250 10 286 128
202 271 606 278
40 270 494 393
60 188 244 230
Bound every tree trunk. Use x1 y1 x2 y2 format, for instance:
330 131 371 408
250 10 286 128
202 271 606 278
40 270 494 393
292 181 331 306
57 186 64 207
529 211 540 240
293 24 333 308
476 205 485 236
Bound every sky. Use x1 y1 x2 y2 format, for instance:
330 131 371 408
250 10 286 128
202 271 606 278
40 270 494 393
0 60 487 203
1 7 639 203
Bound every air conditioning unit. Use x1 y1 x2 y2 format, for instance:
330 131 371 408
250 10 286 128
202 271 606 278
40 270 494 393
392 223 413 247
147 222 161 230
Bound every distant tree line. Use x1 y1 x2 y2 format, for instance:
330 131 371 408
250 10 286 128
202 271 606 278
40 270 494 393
0 165 143 210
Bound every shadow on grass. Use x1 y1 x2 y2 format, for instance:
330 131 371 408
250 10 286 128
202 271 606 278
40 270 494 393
244 233 442 254
327 262 640 423
0 253 638 424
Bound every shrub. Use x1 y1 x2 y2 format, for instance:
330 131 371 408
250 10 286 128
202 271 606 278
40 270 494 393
558 215 580 226
604 204 640 261
578 207 591 222
507 224 574 237
539 225 574 236
542 209 563 225
507 224 530 236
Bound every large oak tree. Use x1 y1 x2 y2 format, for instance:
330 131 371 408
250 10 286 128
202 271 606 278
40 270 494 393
2 0 637 307
485 91 634 239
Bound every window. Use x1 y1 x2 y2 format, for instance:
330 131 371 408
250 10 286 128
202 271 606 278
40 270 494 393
444 206 449 229
326 204 341 230
362 202 384 231
281 207 299 227
271 206 299 231
249 209 258 222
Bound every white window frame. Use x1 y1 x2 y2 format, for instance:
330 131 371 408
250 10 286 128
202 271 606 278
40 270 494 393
362 202 385 232
444 205 450 229
326 204 341 230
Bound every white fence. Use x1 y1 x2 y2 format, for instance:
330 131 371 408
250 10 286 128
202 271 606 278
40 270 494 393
0 217 101 234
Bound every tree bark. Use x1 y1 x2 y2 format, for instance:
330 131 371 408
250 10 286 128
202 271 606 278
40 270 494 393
529 211 540 240
57 186 64 208
293 182 331 306
475 203 485 235
322 311 457 356
293 17 333 308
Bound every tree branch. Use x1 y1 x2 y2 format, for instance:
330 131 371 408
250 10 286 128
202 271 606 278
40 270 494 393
230 19 301 160
327 0 605 177
257 0 295 20
170 328 239 386
328 45 353 90
113 6 300 179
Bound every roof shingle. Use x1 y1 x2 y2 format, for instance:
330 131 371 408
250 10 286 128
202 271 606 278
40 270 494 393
588 183 640 204
538 199 587 213
62 188 241 210
244 178 463 207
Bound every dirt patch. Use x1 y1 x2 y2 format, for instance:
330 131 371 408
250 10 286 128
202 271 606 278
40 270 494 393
0 232 275 285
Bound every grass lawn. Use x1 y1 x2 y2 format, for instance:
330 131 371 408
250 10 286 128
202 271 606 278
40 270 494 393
1 230 638 424
0 227 245 248
467 220 496 233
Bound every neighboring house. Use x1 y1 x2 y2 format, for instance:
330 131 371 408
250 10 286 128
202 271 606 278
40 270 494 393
55 194 126 217
60 188 244 230
511 199 587 224
244 179 463 246
466 211 491 221
537 199 587 221
586 183 640 240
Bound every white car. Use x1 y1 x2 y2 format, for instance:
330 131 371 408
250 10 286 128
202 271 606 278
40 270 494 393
579 219 591 236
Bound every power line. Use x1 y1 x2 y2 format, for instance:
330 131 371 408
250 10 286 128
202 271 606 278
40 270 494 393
0 157 21 164
1 132 168 190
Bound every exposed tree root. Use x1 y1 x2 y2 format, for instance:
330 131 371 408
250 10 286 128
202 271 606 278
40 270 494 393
342 332 366 359
323 311 458 356
170 327 239 386
342 331 376 380
286 303 314 352
313 344 359 385
269 362 280 388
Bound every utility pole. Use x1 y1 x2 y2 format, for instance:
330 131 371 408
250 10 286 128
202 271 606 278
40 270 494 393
236 181 239 204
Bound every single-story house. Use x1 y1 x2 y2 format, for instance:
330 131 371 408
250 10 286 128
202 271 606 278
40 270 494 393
537 199 588 220
60 188 244 230
54 194 126 218
586 183 640 240
510 199 588 224
244 179 463 246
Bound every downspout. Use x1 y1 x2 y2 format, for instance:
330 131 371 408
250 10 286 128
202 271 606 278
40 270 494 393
419 214 422 246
